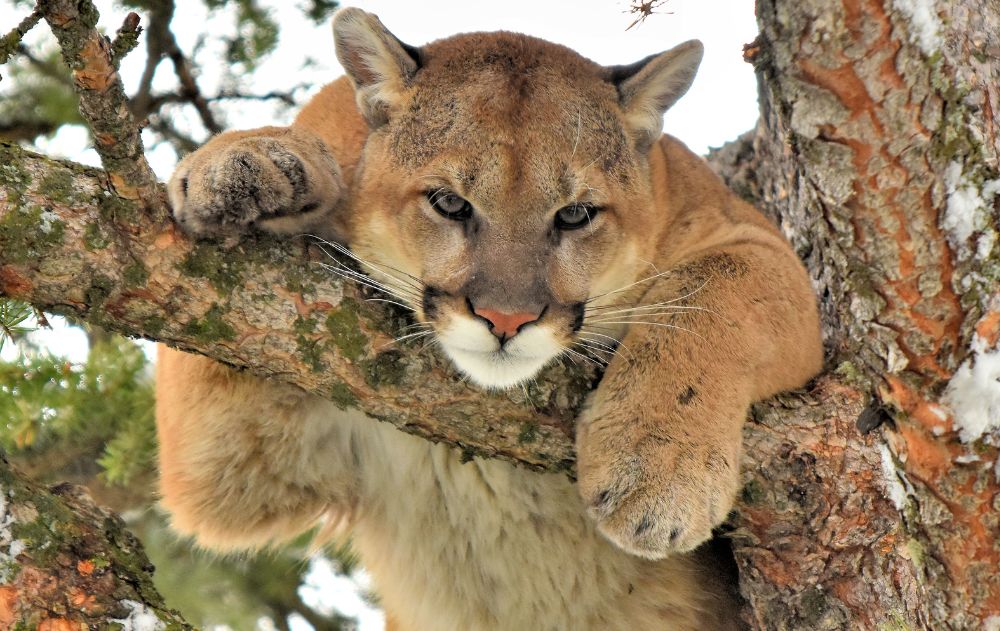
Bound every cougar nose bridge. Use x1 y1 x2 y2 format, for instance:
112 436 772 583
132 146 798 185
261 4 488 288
462 227 552 335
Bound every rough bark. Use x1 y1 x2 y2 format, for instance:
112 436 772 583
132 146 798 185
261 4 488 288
0 455 191 629
0 0 998 628
730 0 1000 627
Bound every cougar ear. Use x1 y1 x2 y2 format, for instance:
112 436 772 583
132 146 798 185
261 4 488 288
332 8 421 128
608 40 703 151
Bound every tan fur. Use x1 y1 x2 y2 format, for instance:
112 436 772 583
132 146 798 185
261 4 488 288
158 9 822 630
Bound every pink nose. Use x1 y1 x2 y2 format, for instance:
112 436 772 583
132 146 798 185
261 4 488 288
473 307 541 339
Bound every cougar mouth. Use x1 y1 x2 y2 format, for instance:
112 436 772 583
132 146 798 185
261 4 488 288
435 314 564 389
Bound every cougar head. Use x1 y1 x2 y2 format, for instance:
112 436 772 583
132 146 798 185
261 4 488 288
333 8 702 388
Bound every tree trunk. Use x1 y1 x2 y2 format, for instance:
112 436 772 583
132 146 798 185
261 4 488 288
733 0 999 627
0 0 997 628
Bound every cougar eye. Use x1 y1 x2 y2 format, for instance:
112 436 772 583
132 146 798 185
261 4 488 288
555 203 600 230
427 189 473 220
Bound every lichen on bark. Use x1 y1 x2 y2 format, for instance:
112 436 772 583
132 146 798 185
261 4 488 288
0 455 191 629
749 0 1000 626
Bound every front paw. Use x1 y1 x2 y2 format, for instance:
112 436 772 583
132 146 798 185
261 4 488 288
576 420 741 559
167 128 344 241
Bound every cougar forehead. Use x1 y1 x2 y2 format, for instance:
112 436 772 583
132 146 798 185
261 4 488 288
387 32 635 182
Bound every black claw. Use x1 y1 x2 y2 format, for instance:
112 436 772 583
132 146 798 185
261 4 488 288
668 528 682 543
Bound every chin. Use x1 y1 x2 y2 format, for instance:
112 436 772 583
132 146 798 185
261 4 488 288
436 319 564 390
443 347 555 389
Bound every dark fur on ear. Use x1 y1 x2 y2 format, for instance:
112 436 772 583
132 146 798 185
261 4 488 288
332 8 422 127
607 40 703 151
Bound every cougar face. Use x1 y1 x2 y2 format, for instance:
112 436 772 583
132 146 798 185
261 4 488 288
334 11 702 388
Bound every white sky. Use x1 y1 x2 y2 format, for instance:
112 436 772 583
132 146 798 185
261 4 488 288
8 0 760 176
1 1 760 629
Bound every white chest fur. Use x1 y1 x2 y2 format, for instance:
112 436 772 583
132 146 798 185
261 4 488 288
344 417 708 631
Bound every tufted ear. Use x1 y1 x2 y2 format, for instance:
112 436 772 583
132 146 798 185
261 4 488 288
608 40 704 151
332 8 421 128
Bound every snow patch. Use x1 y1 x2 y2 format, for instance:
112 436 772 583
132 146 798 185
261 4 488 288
0 489 7 527
110 600 166 631
299 556 384 630
885 342 909 373
879 443 910 510
0 487 20 582
943 161 1000 260
891 0 943 55
928 404 949 421
0 488 13 544
38 210 60 234
944 333 1000 442
978 229 997 260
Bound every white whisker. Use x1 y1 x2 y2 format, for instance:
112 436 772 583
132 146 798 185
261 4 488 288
379 330 434 350
322 256 423 299
585 320 707 341
588 278 709 306
586 308 716 324
578 334 634 363
317 238 425 287
585 302 718 317
309 237 426 298
570 111 582 160
417 335 441 354
366 297 416 312
320 263 418 302
561 347 600 367
399 321 433 332
574 341 614 365
318 258 421 298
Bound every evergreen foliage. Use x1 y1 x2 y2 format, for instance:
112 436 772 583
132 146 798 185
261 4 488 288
0 324 155 486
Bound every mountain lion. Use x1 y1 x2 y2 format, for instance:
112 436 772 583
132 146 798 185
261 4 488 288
157 8 823 630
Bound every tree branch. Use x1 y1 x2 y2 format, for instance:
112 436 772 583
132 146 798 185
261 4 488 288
749 0 1000 625
38 0 164 214
129 3 167 120
146 114 200 154
133 0 222 135
0 455 192 628
13 44 74 86
161 28 222 134
0 142 590 472
0 7 42 69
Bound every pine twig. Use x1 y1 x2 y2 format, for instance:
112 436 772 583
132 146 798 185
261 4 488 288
163 31 223 134
0 6 43 72
625 0 673 31
110 11 142 68
128 0 223 137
